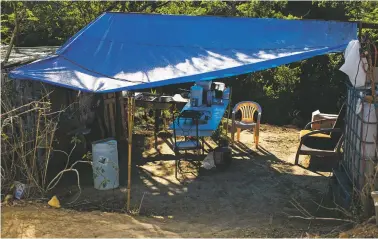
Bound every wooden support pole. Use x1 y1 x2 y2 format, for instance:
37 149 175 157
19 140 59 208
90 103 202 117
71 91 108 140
126 96 135 212
118 94 127 140
226 87 232 136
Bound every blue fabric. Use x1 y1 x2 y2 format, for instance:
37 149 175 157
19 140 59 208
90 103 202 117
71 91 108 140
9 13 357 93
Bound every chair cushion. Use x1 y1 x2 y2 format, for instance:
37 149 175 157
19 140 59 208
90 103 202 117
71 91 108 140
299 130 331 139
234 121 256 129
302 137 337 151
299 144 336 155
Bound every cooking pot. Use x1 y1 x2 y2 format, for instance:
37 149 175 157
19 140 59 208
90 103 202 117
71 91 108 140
159 96 173 102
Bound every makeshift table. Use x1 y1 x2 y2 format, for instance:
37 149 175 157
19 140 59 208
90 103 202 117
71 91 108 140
169 99 230 178
169 99 230 137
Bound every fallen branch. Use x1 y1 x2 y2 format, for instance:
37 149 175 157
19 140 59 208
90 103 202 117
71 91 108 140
291 197 312 217
310 199 353 218
290 201 311 218
66 199 91 208
288 215 355 223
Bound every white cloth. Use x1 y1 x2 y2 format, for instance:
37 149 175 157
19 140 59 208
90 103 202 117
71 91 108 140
339 40 367 88
172 94 189 102
202 152 216 170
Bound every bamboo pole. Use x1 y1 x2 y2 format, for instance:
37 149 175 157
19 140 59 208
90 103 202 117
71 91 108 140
126 96 135 211
226 87 232 136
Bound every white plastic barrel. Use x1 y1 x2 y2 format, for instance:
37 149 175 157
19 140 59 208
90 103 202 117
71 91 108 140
357 102 377 159
92 138 119 190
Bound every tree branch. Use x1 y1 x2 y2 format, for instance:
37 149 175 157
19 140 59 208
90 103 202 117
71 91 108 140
104 1 120 12
138 1 170 13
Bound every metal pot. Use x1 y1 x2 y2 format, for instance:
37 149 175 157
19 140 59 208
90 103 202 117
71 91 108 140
159 96 173 102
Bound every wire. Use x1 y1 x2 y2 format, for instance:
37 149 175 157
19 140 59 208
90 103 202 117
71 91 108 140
358 35 377 190
353 57 361 88
307 172 332 231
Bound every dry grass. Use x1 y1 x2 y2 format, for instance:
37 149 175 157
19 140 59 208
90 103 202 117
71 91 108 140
1 89 60 195
1 83 91 198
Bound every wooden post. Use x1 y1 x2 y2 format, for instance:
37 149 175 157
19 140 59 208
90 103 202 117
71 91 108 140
102 93 117 138
103 94 110 136
358 21 362 42
108 96 116 136
126 96 135 211
226 87 232 136
118 93 127 140
154 109 161 149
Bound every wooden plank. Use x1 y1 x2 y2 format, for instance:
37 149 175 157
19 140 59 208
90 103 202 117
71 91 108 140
103 95 110 137
96 111 105 139
109 93 116 137
104 98 116 104
108 101 116 137
107 93 115 100
102 93 117 137
360 21 378 30
118 95 127 140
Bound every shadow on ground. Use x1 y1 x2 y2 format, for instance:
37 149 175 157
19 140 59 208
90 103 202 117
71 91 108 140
2 127 343 237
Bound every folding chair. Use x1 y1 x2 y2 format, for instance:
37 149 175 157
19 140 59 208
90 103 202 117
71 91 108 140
172 110 204 179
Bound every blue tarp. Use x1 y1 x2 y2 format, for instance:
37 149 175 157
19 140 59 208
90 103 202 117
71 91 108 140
9 12 357 93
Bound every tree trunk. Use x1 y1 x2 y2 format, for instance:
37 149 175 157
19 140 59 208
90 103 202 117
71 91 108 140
3 8 19 65
121 2 127 12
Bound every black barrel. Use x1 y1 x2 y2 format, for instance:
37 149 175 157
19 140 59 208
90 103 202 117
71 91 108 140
213 146 232 171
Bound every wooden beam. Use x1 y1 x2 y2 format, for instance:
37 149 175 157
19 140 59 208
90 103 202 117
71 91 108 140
126 96 135 212
359 21 363 42
359 22 378 30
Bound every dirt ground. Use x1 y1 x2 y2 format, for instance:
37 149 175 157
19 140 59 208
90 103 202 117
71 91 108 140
340 222 378 238
1 124 369 237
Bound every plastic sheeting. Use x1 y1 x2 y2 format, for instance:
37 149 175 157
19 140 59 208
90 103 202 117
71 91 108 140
9 12 357 93
339 40 367 87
